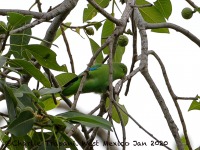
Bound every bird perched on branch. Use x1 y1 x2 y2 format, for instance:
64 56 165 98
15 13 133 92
62 62 127 96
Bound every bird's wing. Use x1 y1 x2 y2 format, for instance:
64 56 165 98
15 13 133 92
63 64 102 88
63 75 79 88
88 64 102 71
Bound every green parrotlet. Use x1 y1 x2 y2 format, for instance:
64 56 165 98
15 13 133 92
62 62 127 96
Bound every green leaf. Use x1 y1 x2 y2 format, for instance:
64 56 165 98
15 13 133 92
89 38 104 64
112 103 129 126
188 100 200 111
39 87 61 95
60 132 78 150
114 46 125 62
154 0 172 19
83 4 97 23
8 13 32 58
50 116 66 127
7 12 32 28
9 136 24 150
8 59 51 87
7 12 23 27
10 28 32 58
39 93 61 111
106 99 129 126
14 85 38 111
93 22 102 30
75 27 80 35
0 81 17 121
101 19 115 54
22 135 33 150
96 0 110 8
83 0 110 22
24 44 67 72
55 73 77 86
18 95 37 111
0 21 7 34
0 128 10 143
16 84 38 101
29 131 52 148
8 110 34 136
136 0 169 33
57 111 112 131
0 55 7 69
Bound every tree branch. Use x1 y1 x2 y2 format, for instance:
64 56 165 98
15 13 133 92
185 0 199 9
134 8 184 150
0 9 44 19
87 0 121 25
60 25 75 73
10 0 78 34
125 10 138 96
145 22 200 47
148 50 192 150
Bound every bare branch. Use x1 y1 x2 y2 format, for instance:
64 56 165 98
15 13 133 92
0 9 44 19
112 100 126 150
185 0 199 9
115 67 140 94
177 96 198 100
60 25 75 73
134 8 184 149
10 0 79 34
125 11 138 96
145 22 200 47
87 0 121 25
0 72 21 85
142 70 184 149
36 0 42 12
0 112 8 117
148 50 192 150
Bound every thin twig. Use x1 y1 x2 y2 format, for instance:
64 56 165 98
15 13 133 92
60 25 75 73
87 0 121 25
134 4 153 8
62 19 106 29
112 99 126 150
0 32 9 53
0 125 8 129
185 0 199 9
0 72 21 85
177 96 198 100
115 67 140 94
36 0 42 12
10 0 79 34
0 112 8 117
29 1 37 11
81 125 90 141
145 22 200 47
125 11 138 96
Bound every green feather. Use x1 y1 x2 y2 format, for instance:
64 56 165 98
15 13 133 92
62 63 127 96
